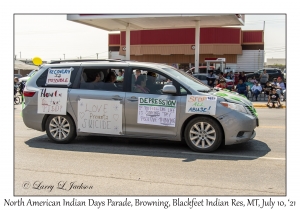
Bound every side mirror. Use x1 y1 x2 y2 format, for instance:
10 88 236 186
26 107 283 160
162 85 176 94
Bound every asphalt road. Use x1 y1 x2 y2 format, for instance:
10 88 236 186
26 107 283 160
14 104 286 196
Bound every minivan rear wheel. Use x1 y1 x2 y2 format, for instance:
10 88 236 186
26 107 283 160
45 115 76 143
184 117 222 153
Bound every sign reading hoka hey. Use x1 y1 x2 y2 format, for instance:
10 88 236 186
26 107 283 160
138 97 177 127
185 95 217 115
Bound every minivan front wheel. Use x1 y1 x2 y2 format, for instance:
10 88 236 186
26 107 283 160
184 117 223 152
45 115 76 143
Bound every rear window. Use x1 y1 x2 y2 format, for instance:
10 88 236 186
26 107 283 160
36 66 80 88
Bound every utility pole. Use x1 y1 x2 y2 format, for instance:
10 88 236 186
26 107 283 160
96 53 99 59
19 52 21 59
63 54 65 59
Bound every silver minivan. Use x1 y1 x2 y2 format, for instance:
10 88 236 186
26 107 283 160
22 60 258 152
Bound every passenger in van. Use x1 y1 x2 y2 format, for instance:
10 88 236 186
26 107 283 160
103 72 118 91
105 72 117 83
80 70 104 90
134 75 149 93
85 70 102 83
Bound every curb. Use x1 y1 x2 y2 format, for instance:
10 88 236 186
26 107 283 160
253 104 286 108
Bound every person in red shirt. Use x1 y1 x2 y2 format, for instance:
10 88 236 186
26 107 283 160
215 79 227 89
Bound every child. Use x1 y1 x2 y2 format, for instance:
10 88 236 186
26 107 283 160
267 89 281 108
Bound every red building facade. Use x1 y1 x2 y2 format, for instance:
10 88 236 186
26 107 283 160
108 27 264 71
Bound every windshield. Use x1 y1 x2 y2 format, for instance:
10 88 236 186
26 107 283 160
162 67 211 92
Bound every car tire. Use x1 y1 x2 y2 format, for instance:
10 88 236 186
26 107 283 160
45 115 76 144
184 117 223 153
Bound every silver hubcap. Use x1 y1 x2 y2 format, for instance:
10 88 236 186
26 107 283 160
189 122 216 148
49 116 70 140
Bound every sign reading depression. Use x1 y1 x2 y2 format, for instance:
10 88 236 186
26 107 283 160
46 67 73 85
185 95 217 115
77 98 122 135
138 97 176 127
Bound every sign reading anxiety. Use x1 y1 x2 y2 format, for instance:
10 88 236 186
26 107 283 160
77 98 122 135
138 97 176 127
46 67 73 85
37 88 68 115
185 95 217 115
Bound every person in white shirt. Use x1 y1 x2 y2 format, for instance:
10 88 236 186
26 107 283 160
251 81 262 101
275 77 286 101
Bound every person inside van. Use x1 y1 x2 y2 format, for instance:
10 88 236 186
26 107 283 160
134 75 149 93
86 70 102 83
81 70 103 89
146 72 160 94
105 72 117 83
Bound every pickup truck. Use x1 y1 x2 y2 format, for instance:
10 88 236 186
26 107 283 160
245 68 284 82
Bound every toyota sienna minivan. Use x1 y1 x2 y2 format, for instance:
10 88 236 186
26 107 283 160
22 60 258 152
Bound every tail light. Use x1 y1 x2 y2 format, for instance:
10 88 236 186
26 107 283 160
23 91 36 97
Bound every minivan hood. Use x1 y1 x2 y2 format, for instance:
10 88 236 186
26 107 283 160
212 90 253 106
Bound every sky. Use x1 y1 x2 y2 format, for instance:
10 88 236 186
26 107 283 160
14 14 286 62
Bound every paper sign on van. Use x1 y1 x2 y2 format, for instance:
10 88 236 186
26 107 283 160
185 95 217 115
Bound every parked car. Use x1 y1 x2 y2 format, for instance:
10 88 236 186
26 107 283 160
193 73 234 89
19 70 38 82
245 68 284 82
22 60 258 153
14 74 23 78
189 66 217 74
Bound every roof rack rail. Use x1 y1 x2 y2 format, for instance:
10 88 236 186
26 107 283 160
49 59 123 64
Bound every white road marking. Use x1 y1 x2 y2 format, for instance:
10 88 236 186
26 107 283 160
182 152 285 160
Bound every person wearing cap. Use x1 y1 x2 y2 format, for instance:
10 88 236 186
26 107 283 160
275 77 286 101
215 79 227 89
251 81 262 101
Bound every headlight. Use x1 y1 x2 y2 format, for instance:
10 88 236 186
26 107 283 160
220 102 250 115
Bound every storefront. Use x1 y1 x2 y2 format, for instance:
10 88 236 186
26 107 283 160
68 14 264 72
108 28 264 73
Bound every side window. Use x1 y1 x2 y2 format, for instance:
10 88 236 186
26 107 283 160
131 69 173 95
267 70 275 74
180 86 188 96
80 68 124 91
36 66 79 88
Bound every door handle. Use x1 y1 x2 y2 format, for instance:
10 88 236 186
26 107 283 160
127 96 138 102
112 95 122 100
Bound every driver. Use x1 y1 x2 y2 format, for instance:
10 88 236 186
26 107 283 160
146 71 159 94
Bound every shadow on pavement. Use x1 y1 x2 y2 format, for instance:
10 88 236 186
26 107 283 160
25 135 271 162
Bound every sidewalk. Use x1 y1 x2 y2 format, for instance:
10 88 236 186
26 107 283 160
251 99 286 108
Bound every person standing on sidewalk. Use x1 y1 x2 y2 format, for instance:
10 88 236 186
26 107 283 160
251 81 262 101
259 69 269 88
